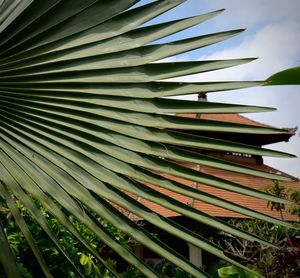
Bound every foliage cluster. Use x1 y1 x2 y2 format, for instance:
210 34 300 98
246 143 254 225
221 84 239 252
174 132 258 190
212 219 300 278
2 185 299 278
0 196 129 277
210 182 300 278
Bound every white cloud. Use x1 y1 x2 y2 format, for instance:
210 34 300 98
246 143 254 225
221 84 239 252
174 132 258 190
172 20 300 82
196 0 300 30
165 0 300 177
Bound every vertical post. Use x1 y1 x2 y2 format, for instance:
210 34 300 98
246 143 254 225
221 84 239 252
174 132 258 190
133 244 144 259
188 243 202 268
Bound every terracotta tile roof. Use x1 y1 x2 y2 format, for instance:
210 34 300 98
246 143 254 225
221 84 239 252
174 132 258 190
193 165 300 220
177 113 275 128
125 163 300 222
116 112 299 222
175 113 295 145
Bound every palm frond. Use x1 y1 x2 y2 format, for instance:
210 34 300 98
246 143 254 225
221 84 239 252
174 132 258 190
0 1 296 277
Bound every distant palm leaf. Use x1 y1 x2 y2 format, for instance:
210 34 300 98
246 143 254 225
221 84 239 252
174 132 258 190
0 1 295 277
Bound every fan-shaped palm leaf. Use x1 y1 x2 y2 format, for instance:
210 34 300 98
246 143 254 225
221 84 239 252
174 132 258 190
0 1 297 277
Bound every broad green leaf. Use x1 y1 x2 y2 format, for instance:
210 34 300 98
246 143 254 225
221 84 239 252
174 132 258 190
266 66 300 85
218 265 261 278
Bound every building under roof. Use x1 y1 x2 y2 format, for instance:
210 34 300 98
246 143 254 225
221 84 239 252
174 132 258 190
123 96 300 267
130 112 300 222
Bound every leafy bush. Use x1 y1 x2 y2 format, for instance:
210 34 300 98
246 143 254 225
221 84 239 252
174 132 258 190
0 196 130 277
211 216 300 277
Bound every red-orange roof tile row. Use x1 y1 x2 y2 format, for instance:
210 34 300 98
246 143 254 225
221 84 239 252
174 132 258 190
176 113 275 128
115 112 299 223
123 163 300 222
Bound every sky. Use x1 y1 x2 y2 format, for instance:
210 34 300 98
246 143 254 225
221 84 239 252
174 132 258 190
135 0 300 178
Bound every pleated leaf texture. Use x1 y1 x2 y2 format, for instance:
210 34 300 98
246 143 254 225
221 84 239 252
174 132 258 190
0 1 296 277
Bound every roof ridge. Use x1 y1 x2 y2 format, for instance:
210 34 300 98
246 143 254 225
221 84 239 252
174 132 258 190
234 113 274 128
